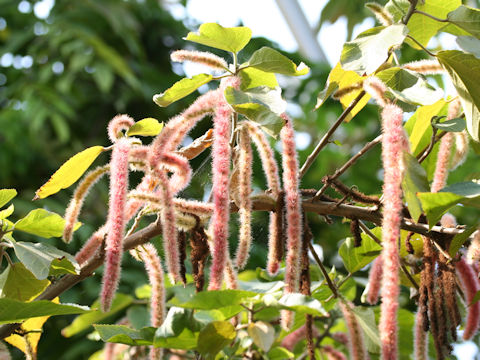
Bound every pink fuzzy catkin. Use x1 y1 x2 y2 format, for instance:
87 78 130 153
452 130 469 169
467 231 480 264
107 114 135 143
363 76 388 108
431 100 461 193
323 346 348 360
379 104 407 360
171 50 228 70
280 115 302 295
414 310 428 360
455 257 480 340
159 152 192 194
208 101 233 290
246 121 282 275
63 165 109 243
366 255 383 305
280 324 320 351
339 301 368 360
136 244 166 354
75 226 107 265
234 126 253 269
100 138 130 312
402 60 444 75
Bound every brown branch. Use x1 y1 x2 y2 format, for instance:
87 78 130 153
0 195 469 340
300 91 366 178
308 242 339 299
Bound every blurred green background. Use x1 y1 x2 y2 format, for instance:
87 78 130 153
1 0 480 358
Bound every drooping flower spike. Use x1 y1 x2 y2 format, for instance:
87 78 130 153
365 255 383 305
339 301 368 360
208 100 233 290
171 50 228 71
402 60 444 75
107 114 135 144
100 137 131 312
245 121 282 275
234 125 253 269
455 257 480 340
379 103 408 360
63 165 109 243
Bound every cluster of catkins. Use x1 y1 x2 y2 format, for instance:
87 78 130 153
362 64 478 360
62 50 305 357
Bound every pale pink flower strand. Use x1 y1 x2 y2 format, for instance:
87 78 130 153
280 324 320 351
402 60 444 75
455 257 480 340
323 345 348 360
100 138 130 312
339 301 368 360
234 126 253 269
107 114 135 144
414 310 428 360
379 104 407 360
208 101 233 290
63 165 109 243
363 76 388 108
75 225 107 265
171 49 228 70
366 255 383 305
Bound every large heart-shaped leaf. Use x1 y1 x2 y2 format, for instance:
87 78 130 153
185 23 251 53
448 5 480 39
34 146 104 199
14 208 73 239
0 189 17 208
247 47 309 76
0 263 50 302
437 50 480 142
340 24 408 75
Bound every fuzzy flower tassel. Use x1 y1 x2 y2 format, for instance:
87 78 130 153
100 138 130 312
379 104 407 360
456 257 480 340
208 101 233 290
339 301 368 360
366 255 383 305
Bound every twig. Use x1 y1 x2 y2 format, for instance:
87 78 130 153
308 242 339 298
403 0 418 24
358 220 382 245
312 135 382 201
300 91 366 178
406 35 436 57
417 131 447 164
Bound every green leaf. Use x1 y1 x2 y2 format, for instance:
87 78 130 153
168 289 256 310
15 208 74 238
456 36 480 58
340 25 408 75
127 306 150 330
239 67 278 90
418 181 480 226
153 74 213 107
352 306 380 353
224 86 285 137
62 293 133 337
376 67 443 106
247 47 309 76
278 293 328 317
0 204 14 220
339 235 382 273
34 146 104 199
238 280 284 294
197 321 236 359
12 241 79 280
94 325 153 346
449 224 478 257
437 50 480 141
396 309 415 359
184 23 252 53
404 100 447 155
194 306 243 324
0 298 90 324
406 0 460 47
267 347 295 360
432 117 466 132
0 263 50 302
126 118 164 137
0 189 17 208
155 328 198 350
402 152 429 221
248 321 275 352
418 191 465 227
447 5 480 39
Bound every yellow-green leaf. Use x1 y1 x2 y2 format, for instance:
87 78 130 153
239 67 278 90
34 146 104 199
0 204 14 220
447 5 480 39
184 23 252 53
247 47 309 76
153 74 213 107
0 189 17 208
248 321 275 352
126 118 164 137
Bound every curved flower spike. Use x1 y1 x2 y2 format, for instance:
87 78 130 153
107 114 135 144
